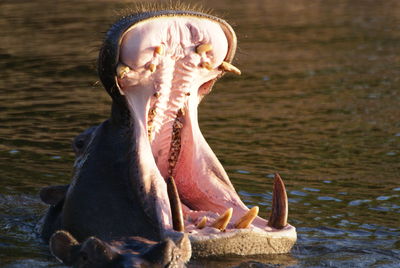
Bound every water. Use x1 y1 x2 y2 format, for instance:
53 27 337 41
1 0 399 267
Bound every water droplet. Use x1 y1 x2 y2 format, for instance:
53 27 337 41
236 170 250 174
386 151 396 156
9 149 19 154
323 180 332 184
51 156 61 160
393 187 400 191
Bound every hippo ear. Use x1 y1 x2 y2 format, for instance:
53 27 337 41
40 185 69 205
79 236 119 265
49 230 80 265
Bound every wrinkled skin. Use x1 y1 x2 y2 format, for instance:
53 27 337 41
39 8 296 268
48 230 190 268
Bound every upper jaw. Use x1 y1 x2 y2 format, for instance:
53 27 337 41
97 10 237 101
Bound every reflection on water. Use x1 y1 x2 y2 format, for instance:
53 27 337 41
1 0 399 267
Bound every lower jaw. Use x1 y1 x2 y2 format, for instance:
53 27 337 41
122 67 296 256
166 226 297 257
123 96 297 253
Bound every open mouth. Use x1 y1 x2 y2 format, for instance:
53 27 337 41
112 13 294 241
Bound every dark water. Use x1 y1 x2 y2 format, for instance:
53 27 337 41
1 0 399 267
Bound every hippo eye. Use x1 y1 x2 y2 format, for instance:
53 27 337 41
75 139 84 149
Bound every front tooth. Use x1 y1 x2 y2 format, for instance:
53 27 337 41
219 61 241 75
116 63 130 78
196 216 207 229
210 208 233 231
166 176 184 232
234 206 259 229
267 173 288 229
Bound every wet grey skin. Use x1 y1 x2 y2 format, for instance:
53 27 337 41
39 9 296 268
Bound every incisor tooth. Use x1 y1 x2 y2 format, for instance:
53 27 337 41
196 43 213 54
267 173 288 229
116 63 130 78
219 61 241 75
211 208 233 231
234 206 259 229
196 216 207 229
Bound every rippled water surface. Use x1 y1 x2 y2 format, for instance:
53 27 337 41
1 0 399 267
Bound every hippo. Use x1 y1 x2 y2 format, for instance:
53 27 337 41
39 6 296 267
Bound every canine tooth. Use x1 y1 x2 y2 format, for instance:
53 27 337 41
148 63 156 73
234 206 259 229
196 43 213 54
219 61 241 75
267 173 288 229
196 216 207 229
154 45 164 55
211 208 233 231
116 63 130 78
166 176 184 232
153 92 161 98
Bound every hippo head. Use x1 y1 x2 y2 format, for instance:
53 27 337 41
40 6 296 267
